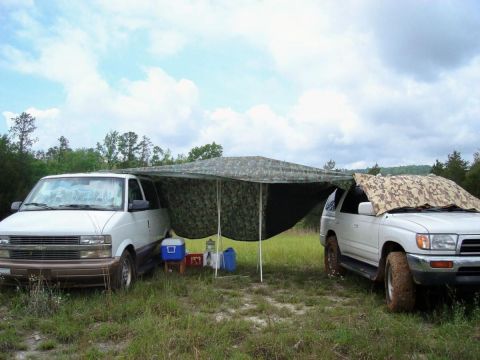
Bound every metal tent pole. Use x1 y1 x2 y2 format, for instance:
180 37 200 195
215 180 222 278
258 183 263 283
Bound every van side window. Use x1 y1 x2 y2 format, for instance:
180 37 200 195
154 182 168 208
140 179 159 209
128 179 143 204
340 186 368 214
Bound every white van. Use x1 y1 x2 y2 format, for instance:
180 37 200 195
0 173 170 289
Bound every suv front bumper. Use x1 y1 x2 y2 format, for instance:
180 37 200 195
407 253 480 286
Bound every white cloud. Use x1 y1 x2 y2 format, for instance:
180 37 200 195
149 30 187 56
1 0 480 168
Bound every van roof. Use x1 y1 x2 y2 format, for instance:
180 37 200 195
42 172 135 180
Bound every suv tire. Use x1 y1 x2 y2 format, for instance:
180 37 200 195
385 252 415 312
324 235 346 277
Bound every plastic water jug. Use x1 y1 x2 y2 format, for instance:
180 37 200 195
222 247 236 272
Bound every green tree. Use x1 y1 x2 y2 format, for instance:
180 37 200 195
118 131 140 168
9 112 37 155
97 130 120 168
443 150 468 185
138 136 152 167
430 159 444 176
187 142 223 162
151 146 175 166
368 163 381 175
323 159 336 171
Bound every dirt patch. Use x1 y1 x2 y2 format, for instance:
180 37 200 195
213 284 310 328
15 332 51 360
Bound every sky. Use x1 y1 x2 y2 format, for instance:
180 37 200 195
1 0 480 169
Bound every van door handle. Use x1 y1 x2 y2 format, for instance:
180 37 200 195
353 224 359 228
147 220 150 228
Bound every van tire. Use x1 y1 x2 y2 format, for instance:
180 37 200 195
385 252 415 312
113 250 136 290
324 235 346 277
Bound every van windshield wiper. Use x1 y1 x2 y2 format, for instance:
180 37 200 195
22 202 54 210
57 204 111 210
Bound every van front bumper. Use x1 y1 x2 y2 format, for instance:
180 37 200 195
407 253 480 286
0 258 120 287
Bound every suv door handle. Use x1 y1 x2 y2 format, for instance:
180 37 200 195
353 223 359 228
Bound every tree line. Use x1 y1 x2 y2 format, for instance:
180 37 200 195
0 112 222 219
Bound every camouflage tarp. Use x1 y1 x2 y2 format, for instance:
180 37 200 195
118 157 352 240
354 173 480 215
123 156 351 184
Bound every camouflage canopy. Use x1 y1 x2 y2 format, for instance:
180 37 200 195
354 173 480 215
119 156 352 241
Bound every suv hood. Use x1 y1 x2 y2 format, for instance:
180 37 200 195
0 210 118 236
390 212 480 234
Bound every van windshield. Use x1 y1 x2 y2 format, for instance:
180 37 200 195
22 177 124 211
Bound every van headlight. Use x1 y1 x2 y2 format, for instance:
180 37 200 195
79 249 112 258
80 235 111 245
416 234 458 250
0 235 9 245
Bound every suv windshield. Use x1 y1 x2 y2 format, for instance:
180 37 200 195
22 177 124 211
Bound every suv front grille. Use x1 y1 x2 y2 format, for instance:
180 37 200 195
10 236 80 245
9 250 80 260
460 238 480 255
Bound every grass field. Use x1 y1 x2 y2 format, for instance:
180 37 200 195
1 230 480 359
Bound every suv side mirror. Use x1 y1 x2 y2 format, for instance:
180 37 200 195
11 201 22 212
129 200 150 211
358 202 375 216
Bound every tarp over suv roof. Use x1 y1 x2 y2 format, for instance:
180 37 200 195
119 156 352 240
354 173 480 215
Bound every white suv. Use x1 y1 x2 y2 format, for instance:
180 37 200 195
320 184 480 312
0 173 170 289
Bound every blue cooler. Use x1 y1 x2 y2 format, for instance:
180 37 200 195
222 247 236 272
161 238 186 261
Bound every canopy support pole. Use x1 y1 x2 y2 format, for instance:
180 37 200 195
215 180 222 278
258 183 263 283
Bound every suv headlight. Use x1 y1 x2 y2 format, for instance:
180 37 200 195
416 233 458 250
0 235 9 245
80 235 112 245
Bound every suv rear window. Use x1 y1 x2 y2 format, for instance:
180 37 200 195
325 188 345 211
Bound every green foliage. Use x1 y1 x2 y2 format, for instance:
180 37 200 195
431 150 480 198
8 112 37 155
187 142 223 162
323 159 336 171
367 162 381 175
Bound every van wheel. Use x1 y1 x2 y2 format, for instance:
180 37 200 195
385 252 415 312
113 250 136 290
324 235 345 277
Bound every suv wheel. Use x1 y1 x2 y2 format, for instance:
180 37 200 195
385 252 415 312
324 235 346 277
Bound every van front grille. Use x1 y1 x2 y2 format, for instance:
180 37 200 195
9 250 80 260
10 236 80 245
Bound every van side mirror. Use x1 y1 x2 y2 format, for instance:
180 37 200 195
11 201 22 212
129 200 150 211
358 202 375 216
